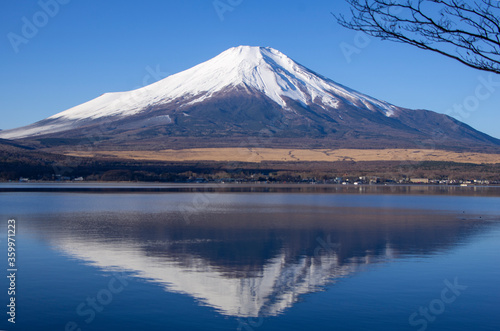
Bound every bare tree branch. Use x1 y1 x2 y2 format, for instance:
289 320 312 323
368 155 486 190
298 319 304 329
334 0 500 74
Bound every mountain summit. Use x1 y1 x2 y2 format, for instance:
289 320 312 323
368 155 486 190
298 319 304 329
1 46 499 151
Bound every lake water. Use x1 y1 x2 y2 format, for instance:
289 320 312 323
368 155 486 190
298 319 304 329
0 184 499 330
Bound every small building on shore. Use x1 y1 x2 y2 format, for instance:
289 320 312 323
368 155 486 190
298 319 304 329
410 178 429 184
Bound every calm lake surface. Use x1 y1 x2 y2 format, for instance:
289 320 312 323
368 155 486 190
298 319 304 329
0 184 499 331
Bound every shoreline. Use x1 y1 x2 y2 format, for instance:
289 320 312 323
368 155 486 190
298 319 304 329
1 182 500 196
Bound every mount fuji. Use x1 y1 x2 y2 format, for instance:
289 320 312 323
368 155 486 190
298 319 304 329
1 46 499 152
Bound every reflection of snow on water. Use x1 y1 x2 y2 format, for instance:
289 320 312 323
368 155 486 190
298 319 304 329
55 237 392 317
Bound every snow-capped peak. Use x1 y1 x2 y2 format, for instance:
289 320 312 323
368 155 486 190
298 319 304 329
0 46 397 140
48 46 396 121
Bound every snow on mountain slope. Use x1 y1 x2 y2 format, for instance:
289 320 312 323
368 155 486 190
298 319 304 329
50 46 397 121
0 46 398 140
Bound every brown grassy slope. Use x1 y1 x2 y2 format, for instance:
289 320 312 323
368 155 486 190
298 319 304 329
64 148 500 164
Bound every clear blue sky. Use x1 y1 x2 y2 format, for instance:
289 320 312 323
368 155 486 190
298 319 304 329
1 0 499 138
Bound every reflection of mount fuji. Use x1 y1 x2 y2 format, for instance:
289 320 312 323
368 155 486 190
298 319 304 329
37 205 484 318
57 238 364 317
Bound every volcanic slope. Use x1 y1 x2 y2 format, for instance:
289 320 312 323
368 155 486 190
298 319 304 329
1 46 499 153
